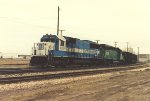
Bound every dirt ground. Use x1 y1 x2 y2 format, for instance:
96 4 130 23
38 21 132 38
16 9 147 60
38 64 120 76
0 67 150 101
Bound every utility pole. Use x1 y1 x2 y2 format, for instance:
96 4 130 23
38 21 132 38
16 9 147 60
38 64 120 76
95 40 100 44
127 42 129 52
57 6 60 36
114 41 118 48
137 47 140 63
148 54 150 62
0 52 2 58
59 30 65 36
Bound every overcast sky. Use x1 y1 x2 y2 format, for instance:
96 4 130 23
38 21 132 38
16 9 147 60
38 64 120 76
0 0 150 56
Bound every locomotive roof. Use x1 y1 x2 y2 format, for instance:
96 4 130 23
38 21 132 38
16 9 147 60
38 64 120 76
82 40 94 43
122 51 137 55
64 36 79 40
64 36 97 43
99 44 121 50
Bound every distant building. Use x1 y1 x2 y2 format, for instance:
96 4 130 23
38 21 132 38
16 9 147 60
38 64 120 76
18 55 31 59
139 54 150 62
0 53 18 58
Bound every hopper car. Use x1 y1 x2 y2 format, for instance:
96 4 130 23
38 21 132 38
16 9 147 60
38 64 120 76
122 52 137 64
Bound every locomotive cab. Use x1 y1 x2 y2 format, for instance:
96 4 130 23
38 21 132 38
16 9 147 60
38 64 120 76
30 34 67 66
32 34 55 56
32 42 54 56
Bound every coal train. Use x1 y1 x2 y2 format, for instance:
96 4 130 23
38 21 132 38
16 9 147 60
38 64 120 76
30 34 137 66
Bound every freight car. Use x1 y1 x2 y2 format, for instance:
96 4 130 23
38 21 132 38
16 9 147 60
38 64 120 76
30 34 137 66
122 52 137 64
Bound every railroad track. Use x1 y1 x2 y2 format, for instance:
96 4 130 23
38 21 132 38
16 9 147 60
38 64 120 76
0 64 148 84
0 63 145 74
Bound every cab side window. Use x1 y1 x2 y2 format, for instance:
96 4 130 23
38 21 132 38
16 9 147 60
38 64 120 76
60 40 64 46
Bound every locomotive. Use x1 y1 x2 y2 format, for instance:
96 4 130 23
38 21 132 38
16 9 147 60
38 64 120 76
30 33 137 66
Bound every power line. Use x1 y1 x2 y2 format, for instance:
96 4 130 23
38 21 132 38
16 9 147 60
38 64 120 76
0 16 56 20
0 19 56 30
0 16 58 29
